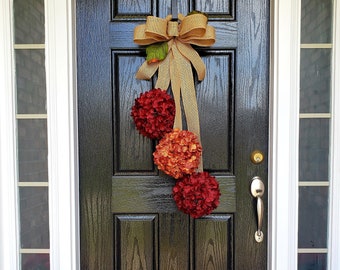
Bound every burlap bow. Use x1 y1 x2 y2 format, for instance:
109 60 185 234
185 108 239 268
134 13 215 171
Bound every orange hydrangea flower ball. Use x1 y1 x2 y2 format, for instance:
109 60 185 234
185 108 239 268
153 129 202 179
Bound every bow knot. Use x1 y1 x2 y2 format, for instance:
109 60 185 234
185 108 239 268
167 21 179 37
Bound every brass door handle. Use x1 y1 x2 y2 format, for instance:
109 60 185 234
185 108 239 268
250 176 265 243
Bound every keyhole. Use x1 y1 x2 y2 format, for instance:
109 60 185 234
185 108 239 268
255 154 261 161
250 150 264 164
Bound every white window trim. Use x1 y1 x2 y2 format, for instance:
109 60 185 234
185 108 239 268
0 0 19 269
1 0 340 269
329 0 340 268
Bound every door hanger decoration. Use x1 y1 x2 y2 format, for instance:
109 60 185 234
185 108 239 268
131 11 221 218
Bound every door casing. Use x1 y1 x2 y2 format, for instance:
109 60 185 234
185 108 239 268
1 0 340 269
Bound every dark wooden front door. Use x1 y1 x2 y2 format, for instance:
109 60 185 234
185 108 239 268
77 0 269 269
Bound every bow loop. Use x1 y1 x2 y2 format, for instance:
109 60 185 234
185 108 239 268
179 25 215 46
145 16 169 39
179 13 208 38
134 16 169 45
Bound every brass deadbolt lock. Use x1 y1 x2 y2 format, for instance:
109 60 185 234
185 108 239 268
250 150 264 164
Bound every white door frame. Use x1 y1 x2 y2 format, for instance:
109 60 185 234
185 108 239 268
269 0 300 268
1 0 340 269
45 1 80 269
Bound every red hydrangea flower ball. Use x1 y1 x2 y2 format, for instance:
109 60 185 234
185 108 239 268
131 88 175 139
153 129 202 179
172 172 221 218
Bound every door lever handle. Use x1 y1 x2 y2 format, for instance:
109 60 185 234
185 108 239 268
250 176 265 243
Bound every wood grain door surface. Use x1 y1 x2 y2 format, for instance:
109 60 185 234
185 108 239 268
77 0 269 269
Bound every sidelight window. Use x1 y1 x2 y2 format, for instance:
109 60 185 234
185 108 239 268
13 0 50 269
298 0 333 268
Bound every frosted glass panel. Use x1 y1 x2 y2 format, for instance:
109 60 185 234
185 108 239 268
298 253 327 270
19 187 49 248
299 119 329 181
14 0 45 44
298 187 328 248
18 119 48 182
301 0 332 43
300 49 331 113
22 254 49 270
15 49 46 114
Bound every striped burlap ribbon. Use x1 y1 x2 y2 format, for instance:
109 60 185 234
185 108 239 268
134 13 215 171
